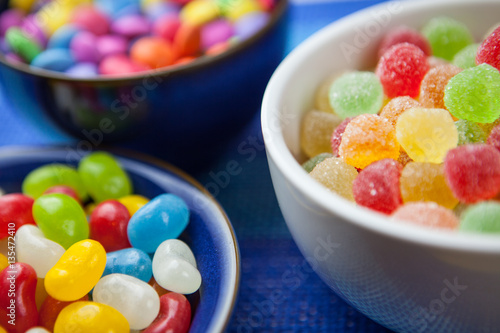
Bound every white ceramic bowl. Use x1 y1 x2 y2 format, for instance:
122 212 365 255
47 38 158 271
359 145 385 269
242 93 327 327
262 1 500 332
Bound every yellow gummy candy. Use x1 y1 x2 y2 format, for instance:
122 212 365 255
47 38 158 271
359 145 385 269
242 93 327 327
309 157 358 201
118 195 149 216
180 0 220 26
54 301 129 333
301 110 342 158
45 240 106 301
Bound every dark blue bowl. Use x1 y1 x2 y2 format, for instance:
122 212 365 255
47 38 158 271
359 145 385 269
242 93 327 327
0 146 240 332
0 1 288 169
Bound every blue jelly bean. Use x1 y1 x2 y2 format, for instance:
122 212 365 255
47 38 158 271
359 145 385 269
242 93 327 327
65 62 98 78
31 48 75 72
112 4 142 20
127 194 190 253
103 248 153 283
94 0 140 16
143 2 180 22
47 25 81 49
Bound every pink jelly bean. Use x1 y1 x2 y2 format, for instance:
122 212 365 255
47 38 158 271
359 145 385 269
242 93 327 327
43 185 81 203
153 14 181 43
201 19 234 51
392 202 459 230
99 54 148 76
0 9 24 37
378 25 431 59
71 5 110 36
142 293 191 333
476 25 500 71
70 31 101 63
444 144 500 203
111 15 151 39
234 12 270 41
97 34 128 58
20 15 47 47
330 117 353 157
4 52 24 64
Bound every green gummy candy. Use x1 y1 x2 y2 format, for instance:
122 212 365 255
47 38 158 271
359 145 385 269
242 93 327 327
460 201 500 233
78 151 132 203
452 43 479 69
5 27 42 63
455 119 486 145
329 71 383 119
422 16 474 61
444 64 500 123
302 153 333 173
22 164 88 201
33 194 89 249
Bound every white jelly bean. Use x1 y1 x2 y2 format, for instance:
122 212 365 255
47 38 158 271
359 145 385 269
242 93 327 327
93 273 160 330
26 327 51 333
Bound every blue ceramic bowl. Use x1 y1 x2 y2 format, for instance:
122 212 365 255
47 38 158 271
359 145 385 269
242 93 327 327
0 146 240 332
0 0 288 169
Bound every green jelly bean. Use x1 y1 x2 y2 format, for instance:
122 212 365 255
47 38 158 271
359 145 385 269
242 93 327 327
5 27 42 63
22 164 88 201
78 152 132 203
460 201 500 234
33 194 89 249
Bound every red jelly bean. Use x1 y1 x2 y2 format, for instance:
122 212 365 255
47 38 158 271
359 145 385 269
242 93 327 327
89 200 131 252
444 144 500 203
38 294 89 332
0 263 38 333
142 293 191 333
353 159 403 214
378 25 432 59
330 117 353 157
99 54 149 76
476 26 500 71
43 185 80 203
0 194 35 239
376 42 430 98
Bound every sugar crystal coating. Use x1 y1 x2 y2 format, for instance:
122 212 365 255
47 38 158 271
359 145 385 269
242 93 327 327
330 117 353 157
302 153 333 173
419 64 462 110
315 73 343 114
452 43 479 69
476 25 500 71
300 110 342 158
455 119 487 145
377 25 431 59
309 157 358 201
391 202 459 230
460 201 500 233
487 123 500 152
379 96 421 127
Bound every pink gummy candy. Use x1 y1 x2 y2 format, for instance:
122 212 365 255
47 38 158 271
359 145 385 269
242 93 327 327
444 144 500 203
353 159 403 214
330 117 353 157
392 202 459 230
378 26 432 59
376 43 430 98
487 124 500 152
476 26 500 71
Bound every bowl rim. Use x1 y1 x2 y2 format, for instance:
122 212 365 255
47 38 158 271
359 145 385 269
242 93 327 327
262 0 500 254
0 0 287 83
0 145 241 332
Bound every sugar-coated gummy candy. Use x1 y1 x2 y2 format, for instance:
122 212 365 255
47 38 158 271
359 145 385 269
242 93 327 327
444 144 500 203
376 43 429 98
353 159 402 214
89 200 131 252
377 25 431 58
339 114 400 169
421 16 473 61
104 248 153 283
487 123 500 152
16 225 65 278
391 202 459 230
118 194 149 216
460 201 500 233
38 295 89 332
78 151 132 203
22 163 88 201
143 293 192 333
400 162 458 210
330 117 352 157
302 153 332 173
5 27 42 62
33 194 89 249
53 301 129 333
456 119 487 146
128 193 190 253
309 157 358 201
444 63 500 123
152 239 201 294
396 107 458 163
476 25 500 71
300 110 342 158
379 96 421 128
45 239 106 302
329 71 383 119
93 274 160 330
419 64 462 110
314 73 341 114
452 43 479 69
0 193 35 238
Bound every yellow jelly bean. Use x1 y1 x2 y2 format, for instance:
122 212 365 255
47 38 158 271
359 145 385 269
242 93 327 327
9 0 37 12
35 4 73 36
36 278 49 310
0 325 7 333
0 254 8 271
118 195 149 216
54 301 129 333
180 0 220 26
225 0 262 21
45 240 106 301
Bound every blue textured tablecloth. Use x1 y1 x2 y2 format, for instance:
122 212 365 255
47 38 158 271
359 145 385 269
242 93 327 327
0 1 395 331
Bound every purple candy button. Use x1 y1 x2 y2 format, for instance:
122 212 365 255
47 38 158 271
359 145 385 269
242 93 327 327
97 34 128 58
234 12 270 41
111 15 150 38
70 31 101 63
0 9 24 37
201 19 234 51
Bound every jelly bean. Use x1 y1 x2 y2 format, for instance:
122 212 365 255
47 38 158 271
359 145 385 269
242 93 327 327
309 157 358 200
47 25 81 49
35 278 48 310
78 151 133 203
0 10 24 37
153 14 181 42
377 25 431 58
204 39 230 55
33 194 89 249
45 239 106 301
38 295 89 332
142 293 192 333
5 27 42 62
0 263 38 333
392 202 459 230
111 14 150 38
103 248 152 282
53 301 129 333
422 16 473 61
201 19 233 51
70 31 101 64
22 164 88 202
224 0 262 21
25 327 50 333
0 193 35 239
20 15 47 48
16 225 65 278
35 5 73 36
90 200 131 252
234 11 269 41
96 34 128 58
0 254 8 271
149 277 171 297
460 201 500 233
173 23 201 58
9 0 37 12
99 53 148 75
65 62 99 78
130 36 175 69
302 153 333 173
43 185 80 203
144 2 181 22
93 274 160 330
128 194 190 253
152 239 201 294
71 5 110 36
118 194 149 216
300 110 342 158
31 48 76 72
181 0 220 26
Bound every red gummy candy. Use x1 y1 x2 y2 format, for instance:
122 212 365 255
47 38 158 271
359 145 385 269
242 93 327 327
142 292 192 333
0 263 38 333
476 26 500 71
89 200 131 252
38 294 89 332
0 194 36 239
330 117 353 157
444 144 500 203
353 159 403 214
378 25 432 59
43 185 80 203
487 124 500 152
376 43 430 98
